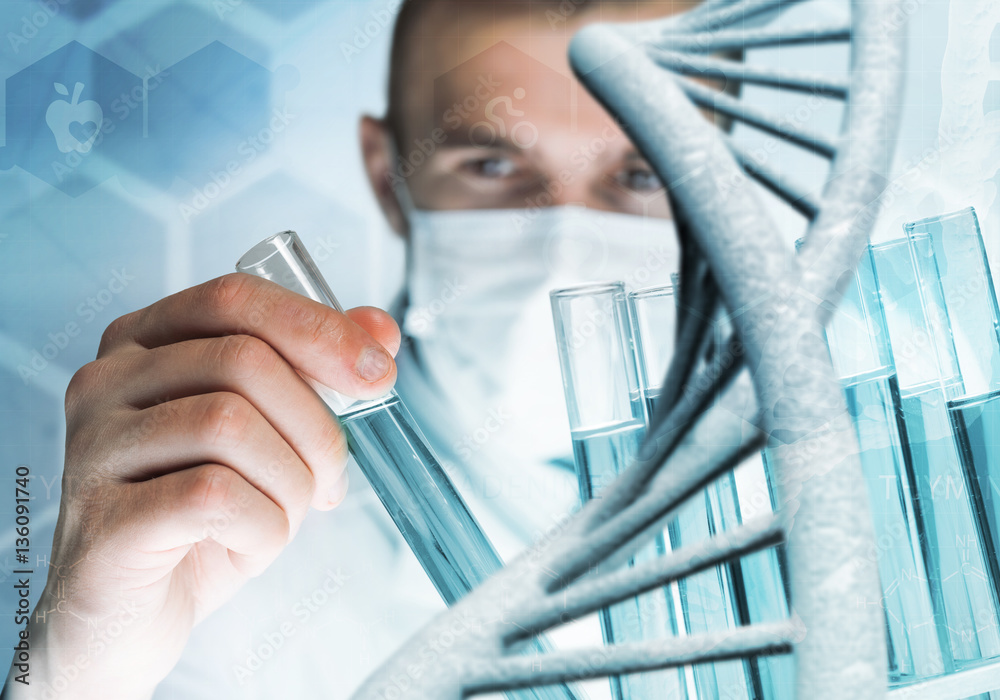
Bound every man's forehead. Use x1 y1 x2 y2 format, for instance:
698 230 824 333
431 41 573 134
393 1 691 144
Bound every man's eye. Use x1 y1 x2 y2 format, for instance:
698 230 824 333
616 167 663 193
462 156 519 179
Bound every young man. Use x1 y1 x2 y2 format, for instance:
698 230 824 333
5 0 688 697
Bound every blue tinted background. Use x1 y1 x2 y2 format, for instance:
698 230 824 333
0 0 406 678
0 0 994 688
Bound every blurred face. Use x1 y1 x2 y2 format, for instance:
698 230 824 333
361 2 693 234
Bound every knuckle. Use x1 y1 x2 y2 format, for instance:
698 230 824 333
66 361 100 401
197 393 251 449
98 311 138 355
266 447 314 512
321 422 350 471
131 398 181 444
203 273 254 319
185 464 237 515
294 305 346 351
270 514 291 551
65 360 108 417
219 334 278 382
291 468 315 514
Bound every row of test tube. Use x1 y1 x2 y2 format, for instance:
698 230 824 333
548 206 1000 699
826 207 1000 690
550 278 793 700
239 209 1000 699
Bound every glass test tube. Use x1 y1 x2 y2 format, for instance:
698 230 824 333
903 208 1000 670
628 284 785 700
871 235 1000 674
551 282 687 700
818 245 944 683
236 231 579 700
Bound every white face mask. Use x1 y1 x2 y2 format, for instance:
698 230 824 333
396 202 681 478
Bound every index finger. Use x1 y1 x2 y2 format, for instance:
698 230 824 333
98 273 397 400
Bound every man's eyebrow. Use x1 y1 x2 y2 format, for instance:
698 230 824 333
623 149 652 163
435 129 525 153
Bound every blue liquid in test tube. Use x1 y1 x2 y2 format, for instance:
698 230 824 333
902 208 1000 670
822 244 945 683
871 232 1000 676
237 231 580 700
552 282 688 700
628 284 790 700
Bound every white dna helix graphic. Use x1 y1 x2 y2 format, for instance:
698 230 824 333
352 1 921 698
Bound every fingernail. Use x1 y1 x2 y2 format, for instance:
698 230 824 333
328 471 349 507
357 346 391 382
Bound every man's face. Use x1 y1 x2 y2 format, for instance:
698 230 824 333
365 3 685 231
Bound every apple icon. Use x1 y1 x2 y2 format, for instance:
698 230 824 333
46 82 104 154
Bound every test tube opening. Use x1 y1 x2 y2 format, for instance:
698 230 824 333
236 230 297 272
235 230 343 312
550 280 624 299
628 284 675 301
903 205 977 232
